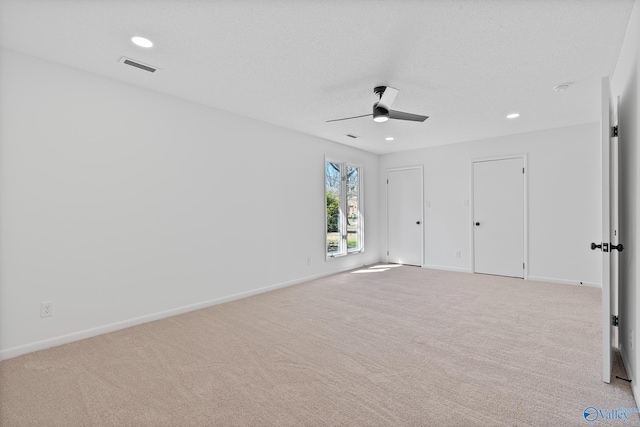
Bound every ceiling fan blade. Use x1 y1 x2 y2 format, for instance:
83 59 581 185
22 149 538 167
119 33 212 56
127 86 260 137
377 86 399 110
326 113 372 123
388 110 429 122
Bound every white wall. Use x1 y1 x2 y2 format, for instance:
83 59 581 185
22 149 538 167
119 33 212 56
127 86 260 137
0 49 380 359
379 123 601 286
611 0 640 403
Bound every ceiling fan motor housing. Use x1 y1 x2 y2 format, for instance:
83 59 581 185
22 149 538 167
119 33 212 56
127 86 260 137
373 103 389 121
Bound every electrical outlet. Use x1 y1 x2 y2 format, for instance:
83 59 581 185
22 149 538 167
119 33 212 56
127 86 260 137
40 301 54 318
455 251 461 259
307 257 312 266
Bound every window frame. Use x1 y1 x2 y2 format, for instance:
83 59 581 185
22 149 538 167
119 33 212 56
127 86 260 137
325 158 364 260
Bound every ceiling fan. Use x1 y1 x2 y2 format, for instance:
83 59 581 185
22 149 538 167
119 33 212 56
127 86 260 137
326 86 429 123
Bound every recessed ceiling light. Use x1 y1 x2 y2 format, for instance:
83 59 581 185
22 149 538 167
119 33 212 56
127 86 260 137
385 137 394 141
131 36 153 48
506 113 520 119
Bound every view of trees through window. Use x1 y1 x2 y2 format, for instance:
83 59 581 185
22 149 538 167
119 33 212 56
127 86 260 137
326 161 361 257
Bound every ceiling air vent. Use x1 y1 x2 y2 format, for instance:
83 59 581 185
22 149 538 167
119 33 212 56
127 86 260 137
346 134 359 139
119 57 158 73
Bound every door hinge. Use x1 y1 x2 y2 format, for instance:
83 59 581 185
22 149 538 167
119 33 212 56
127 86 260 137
523 262 525 269
387 250 389 256
613 315 619 327
387 179 389 184
522 167 525 174
611 126 618 137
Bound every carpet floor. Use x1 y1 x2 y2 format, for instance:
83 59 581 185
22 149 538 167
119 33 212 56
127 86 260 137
0 265 638 426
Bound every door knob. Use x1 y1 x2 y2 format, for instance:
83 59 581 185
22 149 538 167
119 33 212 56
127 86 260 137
611 243 624 251
475 222 480 226
416 221 421 225
591 243 617 252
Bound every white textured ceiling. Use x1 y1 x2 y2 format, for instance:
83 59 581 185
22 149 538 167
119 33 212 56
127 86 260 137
0 0 634 154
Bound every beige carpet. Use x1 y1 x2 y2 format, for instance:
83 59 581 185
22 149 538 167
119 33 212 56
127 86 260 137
0 266 638 426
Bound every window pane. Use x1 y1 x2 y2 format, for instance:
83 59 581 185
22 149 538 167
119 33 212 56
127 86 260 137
326 162 343 255
346 165 360 252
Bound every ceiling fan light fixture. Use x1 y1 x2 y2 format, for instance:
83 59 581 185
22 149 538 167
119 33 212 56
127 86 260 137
373 104 389 122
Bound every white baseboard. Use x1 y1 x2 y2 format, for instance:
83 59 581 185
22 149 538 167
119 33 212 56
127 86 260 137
419 269 600 289
527 275 600 288
620 344 639 410
0 266 359 361
418 268 600 288
422 264 472 273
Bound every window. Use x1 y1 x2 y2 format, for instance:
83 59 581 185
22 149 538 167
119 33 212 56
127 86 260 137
326 161 363 257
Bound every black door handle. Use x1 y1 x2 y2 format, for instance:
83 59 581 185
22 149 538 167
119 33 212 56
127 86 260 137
475 222 480 226
591 242 602 250
416 221 421 225
611 243 624 251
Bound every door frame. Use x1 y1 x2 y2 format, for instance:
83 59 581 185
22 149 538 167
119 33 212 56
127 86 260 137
386 165 424 266
469 154 529 278
600 76 615 383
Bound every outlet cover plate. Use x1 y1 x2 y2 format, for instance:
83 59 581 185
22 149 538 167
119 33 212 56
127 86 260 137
40 301 54 318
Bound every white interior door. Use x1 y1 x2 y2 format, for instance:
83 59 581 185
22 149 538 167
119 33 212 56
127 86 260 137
387 168 423 266
473 158 524 278
612 95 621 339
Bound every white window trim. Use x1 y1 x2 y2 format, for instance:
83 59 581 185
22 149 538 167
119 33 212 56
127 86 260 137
325 157 364 261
